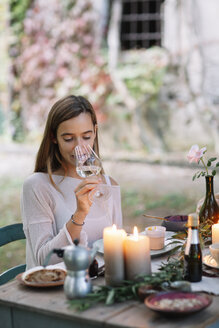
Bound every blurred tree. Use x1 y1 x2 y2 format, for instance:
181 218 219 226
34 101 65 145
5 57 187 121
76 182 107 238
9 0 112 139
9 0 33 140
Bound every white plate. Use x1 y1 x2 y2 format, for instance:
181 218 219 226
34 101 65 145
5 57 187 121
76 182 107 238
203 253 219 270
93 231 179 258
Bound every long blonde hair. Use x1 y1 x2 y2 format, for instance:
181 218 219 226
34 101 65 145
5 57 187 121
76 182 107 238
35 95 101 187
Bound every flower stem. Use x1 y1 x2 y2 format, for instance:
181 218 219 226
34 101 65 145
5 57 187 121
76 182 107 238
201 157 209 175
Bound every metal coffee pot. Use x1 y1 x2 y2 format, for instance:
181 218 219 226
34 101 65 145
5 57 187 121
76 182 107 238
47 239 97 299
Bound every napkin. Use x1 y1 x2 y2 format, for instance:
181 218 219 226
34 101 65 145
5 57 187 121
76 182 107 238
191 276 219 295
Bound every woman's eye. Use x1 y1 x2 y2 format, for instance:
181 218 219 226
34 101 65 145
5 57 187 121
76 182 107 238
64 138 73 142
83 136 91 140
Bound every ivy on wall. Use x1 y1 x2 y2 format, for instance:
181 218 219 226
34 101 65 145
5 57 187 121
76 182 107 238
9 0 112 140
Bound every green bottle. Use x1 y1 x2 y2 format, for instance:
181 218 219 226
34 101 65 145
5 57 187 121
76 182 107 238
184 214 202 282
199 175 219 225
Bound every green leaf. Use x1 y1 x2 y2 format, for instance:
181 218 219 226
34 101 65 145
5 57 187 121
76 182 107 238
212 170 216 176
192 173 197 181
207 161 211 167
131 285 138 297
209 157 217 162
171 232 186 240
168 240 184 245
167 245 182 257
216 162 219 167
106 289 115 305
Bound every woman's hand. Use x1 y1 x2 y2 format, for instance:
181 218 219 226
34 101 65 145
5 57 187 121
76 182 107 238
74 176 101 217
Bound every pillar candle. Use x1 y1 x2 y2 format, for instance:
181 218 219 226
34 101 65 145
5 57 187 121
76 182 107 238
124 226 151 281
212 222 219 244
103 225 126 286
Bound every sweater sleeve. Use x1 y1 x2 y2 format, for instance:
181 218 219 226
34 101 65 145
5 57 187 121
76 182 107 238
21 174 87 266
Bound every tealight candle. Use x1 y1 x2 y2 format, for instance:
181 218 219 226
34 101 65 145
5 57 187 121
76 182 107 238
124 226 151 281
145 226 166 250
103 225 126 286
212 222 219 244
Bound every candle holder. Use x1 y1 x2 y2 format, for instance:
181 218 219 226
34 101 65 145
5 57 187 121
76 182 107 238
209 243 219 266
145 226 166 250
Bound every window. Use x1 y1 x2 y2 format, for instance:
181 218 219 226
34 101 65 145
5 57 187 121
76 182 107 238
120 0 164 50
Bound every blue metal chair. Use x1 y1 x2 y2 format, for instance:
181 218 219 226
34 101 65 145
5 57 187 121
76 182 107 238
0 223 26 285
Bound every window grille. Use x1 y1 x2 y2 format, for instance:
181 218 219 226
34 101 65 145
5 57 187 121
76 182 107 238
120 0 164 50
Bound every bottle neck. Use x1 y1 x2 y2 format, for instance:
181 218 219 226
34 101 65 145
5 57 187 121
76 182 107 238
205 175 214 196
189 226 199 244
185 226 199 255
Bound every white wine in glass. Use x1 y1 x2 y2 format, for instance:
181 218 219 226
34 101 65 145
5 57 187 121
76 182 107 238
74 145 111 203
76 165 102 178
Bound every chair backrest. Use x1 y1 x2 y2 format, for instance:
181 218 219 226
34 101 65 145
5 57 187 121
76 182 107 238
0 223 26 285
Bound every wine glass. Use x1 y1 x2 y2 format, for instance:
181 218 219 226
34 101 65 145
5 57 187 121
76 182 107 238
74 145 111 203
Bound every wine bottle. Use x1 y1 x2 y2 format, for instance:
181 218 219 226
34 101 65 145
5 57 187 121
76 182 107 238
184 213 202 282
199 175 219 225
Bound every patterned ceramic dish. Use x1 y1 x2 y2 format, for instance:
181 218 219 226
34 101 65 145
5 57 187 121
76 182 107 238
145 291 212 316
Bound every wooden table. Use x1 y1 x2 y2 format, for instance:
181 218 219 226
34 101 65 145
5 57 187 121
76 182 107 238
0 277 219 328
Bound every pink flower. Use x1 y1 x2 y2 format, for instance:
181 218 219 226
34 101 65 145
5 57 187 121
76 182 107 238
187 145 206 163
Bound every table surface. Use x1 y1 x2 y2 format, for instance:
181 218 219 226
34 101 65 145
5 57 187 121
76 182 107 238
0 276 219 328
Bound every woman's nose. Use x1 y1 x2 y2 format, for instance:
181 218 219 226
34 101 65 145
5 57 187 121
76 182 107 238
76 139 85 148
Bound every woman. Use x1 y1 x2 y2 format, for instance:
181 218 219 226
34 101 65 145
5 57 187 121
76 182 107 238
21 95 122 269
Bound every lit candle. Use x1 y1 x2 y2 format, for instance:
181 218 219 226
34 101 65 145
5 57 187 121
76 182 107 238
103 225 127 286
212 222 219 244
124 226 151 281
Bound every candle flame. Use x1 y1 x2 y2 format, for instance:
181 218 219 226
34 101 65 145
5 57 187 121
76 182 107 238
133 226 138 238
112 224 117 231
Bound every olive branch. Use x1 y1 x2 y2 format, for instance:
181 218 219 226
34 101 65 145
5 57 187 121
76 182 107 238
69 217 212 311
68 259 184 311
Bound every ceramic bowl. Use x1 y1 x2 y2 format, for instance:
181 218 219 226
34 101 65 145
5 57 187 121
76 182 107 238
209 243 219 266
161 215 187 232
145 291 212 316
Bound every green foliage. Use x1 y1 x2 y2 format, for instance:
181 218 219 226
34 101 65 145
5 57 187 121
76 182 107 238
0 106 5 135
10 0 32 37
0 178 25 272
191 148 218 181
0 240 26 272
121 189 196 223
0 178 23 226
69 259 184 311
117 47 169 100
146 194 189 211
9 0 112 138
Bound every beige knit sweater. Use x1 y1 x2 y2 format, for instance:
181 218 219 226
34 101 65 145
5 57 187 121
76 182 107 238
21 173 122 269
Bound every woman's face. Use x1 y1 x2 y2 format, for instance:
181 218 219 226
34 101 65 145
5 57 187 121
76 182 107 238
55 113 96 171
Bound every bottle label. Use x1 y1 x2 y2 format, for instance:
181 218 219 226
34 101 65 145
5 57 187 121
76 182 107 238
191 231 199 245
185 228 200 255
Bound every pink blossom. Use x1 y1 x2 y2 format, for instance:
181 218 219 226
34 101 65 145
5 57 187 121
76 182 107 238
187 145 206 163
